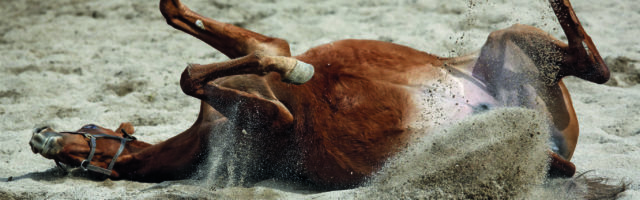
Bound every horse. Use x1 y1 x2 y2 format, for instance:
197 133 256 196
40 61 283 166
29 0 609 189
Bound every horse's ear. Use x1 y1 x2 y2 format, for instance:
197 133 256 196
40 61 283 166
116 122 135 135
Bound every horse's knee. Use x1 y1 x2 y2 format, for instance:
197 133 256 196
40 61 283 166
179 64 202 97
486 24 547 44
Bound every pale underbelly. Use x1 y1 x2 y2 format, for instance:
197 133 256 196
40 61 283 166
406 69 498 134
403 67 568 157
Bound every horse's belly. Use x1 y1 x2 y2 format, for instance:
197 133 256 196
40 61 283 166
406 70 497 134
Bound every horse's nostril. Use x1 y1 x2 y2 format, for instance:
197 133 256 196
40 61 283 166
29 132 46 154
29 139 40 154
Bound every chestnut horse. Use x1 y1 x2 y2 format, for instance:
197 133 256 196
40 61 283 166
30 0 608 189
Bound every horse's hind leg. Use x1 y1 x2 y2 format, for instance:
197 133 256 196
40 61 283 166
550 0 609 84
159 0 291 58
474 0 609 86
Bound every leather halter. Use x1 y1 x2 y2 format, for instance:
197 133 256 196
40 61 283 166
55 129 136 176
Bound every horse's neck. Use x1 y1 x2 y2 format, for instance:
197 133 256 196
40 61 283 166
117 104 223 180
125 140 153 152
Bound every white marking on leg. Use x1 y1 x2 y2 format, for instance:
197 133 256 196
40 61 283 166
195 19 205 30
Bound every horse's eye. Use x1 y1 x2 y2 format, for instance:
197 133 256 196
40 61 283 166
83 124 98 129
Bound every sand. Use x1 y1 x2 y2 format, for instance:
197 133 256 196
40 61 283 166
1 0 638 199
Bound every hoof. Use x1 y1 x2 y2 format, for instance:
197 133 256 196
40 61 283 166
283 61 314 85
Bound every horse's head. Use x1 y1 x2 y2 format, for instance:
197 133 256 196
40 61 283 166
29 123 151 177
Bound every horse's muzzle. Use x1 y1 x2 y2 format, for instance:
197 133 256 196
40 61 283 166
29 127 64 159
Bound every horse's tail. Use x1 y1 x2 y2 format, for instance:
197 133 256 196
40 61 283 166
549 171 629 200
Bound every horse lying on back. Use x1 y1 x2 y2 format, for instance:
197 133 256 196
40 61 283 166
30 0 611 190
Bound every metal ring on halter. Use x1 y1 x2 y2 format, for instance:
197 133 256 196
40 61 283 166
80 160 90 171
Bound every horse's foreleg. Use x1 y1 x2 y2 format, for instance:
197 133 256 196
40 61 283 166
550 0 609 84
159 0 291 58
178 53 311 131
180 52 313 97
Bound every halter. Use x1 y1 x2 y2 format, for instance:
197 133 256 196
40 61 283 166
55 129 136 176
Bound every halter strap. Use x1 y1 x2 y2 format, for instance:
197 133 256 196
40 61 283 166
58 131 135 176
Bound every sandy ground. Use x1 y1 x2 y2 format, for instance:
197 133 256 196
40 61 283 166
1 0 638 199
